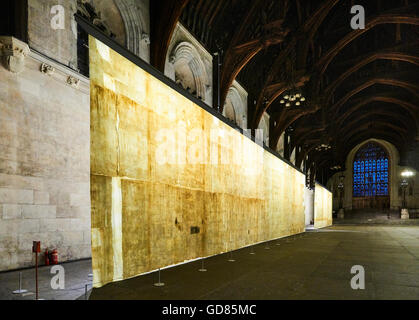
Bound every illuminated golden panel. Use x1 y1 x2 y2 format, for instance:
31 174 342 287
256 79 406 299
314 183 333 229
89 36 310 288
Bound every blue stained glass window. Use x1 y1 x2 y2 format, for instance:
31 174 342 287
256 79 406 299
353 142 389 197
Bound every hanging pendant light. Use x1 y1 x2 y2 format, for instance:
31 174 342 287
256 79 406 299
280 88 306 108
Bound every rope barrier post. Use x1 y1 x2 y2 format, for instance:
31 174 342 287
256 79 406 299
12 272 28 294
198 258 207 272
227 234 235 262
250 245 255 255
85 284 88 300
228 251 235 262
154 268 165 287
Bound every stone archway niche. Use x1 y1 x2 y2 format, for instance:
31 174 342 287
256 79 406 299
351 141 390 210
336 138 401 211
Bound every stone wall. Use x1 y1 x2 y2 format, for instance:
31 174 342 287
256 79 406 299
28 0 78 69
27 0 150 70
276 132 285 157
258 112 270 146
0 0 154 271
0 37 91 271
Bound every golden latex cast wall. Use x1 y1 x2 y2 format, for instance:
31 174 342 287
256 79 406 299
314 183 333 229
89 36 308 288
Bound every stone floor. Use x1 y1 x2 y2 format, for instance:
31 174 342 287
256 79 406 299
0 259 93 300
2 224 419 300
89 225 419 300
334 210 419 225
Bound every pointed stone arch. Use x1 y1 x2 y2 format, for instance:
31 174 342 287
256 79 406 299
114 0 150 62
224 81 248 129
169 41 210 102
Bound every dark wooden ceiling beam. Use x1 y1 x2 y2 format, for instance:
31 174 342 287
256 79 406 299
217 0 265 111
324 52 419 99
297 0 341 68
342 130 406 156
315 14 419 78
253 13 419 147
269 100 323 149
339 116 409 138
335 95 418 128
219 10 290 112
331 78 419 117
150 0 191 71
251 0 340 131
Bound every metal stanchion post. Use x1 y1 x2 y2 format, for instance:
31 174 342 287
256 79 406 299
13 272 28 294
250 245 255 255
154 268 165 287
198 258 207 272
228 251 235 262
85 284 88 300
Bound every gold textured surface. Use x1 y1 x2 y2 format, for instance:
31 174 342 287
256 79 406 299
89 36 308 288
314 183 333 229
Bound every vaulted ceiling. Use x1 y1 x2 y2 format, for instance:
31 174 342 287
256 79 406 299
74 0 419 183
150 0 419 182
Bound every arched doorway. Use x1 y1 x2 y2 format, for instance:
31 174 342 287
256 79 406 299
353 142 390 210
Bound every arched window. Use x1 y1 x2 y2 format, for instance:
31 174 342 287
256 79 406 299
353 142 389 197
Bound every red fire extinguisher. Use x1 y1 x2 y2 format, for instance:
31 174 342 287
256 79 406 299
51 249 59 265
45 248 50 266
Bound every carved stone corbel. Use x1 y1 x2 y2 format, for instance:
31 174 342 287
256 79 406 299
141 33 151 45
40 63 55 76
67 76 80 88
0 36 30 73
169 55 176 65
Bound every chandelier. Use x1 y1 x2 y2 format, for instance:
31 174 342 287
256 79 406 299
315 143 332 152
280 57 307 108
280 90 306 108
315 131 332 152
